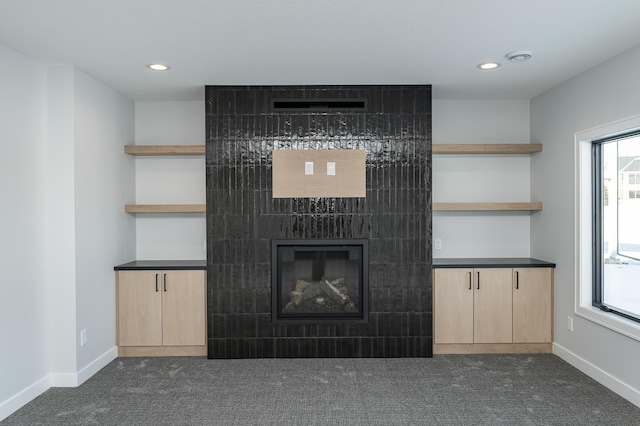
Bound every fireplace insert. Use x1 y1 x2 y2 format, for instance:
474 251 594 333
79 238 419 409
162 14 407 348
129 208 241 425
271 239 369 324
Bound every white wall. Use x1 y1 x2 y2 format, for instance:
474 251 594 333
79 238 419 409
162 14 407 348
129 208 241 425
46 65 78 384
46 66 136 386
0 45 135 420
531 44 640 405
432 99 532 258
73 69 135 372
0 43 50 419
134 101 206 260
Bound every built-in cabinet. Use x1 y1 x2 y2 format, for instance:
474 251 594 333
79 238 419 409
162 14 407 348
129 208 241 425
511 267 554 343
435 268 513 344
115 263 207 357
433 259 554 354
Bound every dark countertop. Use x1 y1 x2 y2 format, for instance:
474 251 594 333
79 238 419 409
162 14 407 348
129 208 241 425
115 258 554 270
433 258 555 268
114 260 207 271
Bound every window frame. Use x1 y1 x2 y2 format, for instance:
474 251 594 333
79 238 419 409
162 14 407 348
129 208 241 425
576 114 640 342
591 133 640 323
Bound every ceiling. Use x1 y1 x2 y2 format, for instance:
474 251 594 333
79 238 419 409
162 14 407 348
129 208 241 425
2 0 640 102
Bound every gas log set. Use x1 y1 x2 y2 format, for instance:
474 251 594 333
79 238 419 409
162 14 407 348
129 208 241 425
283 278 358 314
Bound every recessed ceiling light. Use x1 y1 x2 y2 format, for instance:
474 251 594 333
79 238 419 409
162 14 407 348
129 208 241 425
477 62 501 70
505 50 532 63
147 64 170 71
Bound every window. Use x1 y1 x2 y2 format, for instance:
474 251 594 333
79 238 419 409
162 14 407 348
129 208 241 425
592 133 640 322
577 116 640 341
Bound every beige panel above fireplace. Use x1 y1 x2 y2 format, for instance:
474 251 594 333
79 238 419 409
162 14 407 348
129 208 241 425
272 149 366 198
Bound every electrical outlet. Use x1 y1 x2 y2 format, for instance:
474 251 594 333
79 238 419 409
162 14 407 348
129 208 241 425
434 239 443 250
327 162 336 175
567 316 573 332
305 161 314 175
80 329 87 346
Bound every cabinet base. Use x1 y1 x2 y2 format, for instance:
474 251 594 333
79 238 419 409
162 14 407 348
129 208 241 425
118 345 207 357
433 343 552 354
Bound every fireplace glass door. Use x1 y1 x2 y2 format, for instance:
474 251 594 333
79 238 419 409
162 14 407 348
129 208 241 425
272 239 369 324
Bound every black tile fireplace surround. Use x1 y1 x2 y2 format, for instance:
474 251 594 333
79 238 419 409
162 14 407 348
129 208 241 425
206 85 432 358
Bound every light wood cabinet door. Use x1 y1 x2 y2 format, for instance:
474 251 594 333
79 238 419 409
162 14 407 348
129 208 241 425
434 268 474 344
512 268 553 343
473 268 513 343
117 271 163 346
162 270 206 346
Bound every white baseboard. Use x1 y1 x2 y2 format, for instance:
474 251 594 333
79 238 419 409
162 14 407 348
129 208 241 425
50 372 79 387
1 347 119 421
77 346 118 386
0 374 51 422
51 346 118 387
553 342 640 408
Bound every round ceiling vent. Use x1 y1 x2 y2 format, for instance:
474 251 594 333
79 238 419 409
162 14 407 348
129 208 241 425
505 50 532 63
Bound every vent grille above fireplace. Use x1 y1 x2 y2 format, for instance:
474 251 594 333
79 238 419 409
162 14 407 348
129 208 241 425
272 98 367 112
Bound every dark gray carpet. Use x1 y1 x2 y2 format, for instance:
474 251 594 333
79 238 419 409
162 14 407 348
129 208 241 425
2 354 639 425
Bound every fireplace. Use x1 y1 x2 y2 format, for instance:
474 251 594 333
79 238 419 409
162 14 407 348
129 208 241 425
272 239 369 324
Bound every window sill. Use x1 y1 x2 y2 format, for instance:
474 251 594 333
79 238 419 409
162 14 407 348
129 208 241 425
575 305 640 343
